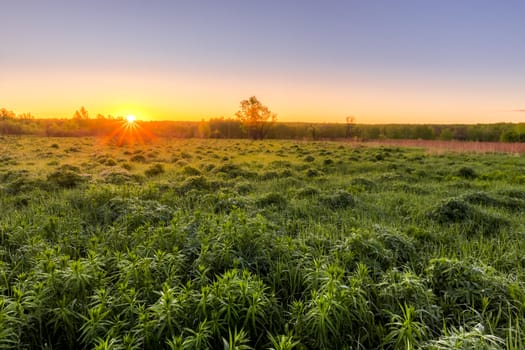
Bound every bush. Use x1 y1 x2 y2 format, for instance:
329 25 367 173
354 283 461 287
351 177 376 190
295 186 320 198
320 190 355 209
331 229 393 272
457 166 478 179
462 191 525 211
180 152 192 159
429 198 474 223
200 269 272 343
181 165 201 176
461 191 498 207
98 168 134 184
426 258 524 324
178 175 210 192
377 269 441 326
130 154 147 163
101 197 174 228
103 158 117 166
234 181 253 194
47 164 87 188
497 188 525 200
257 192 287 208
303 155 315 163
305 168 321 178
428 198 508 235
214 163 256 179
375 226 416 264
259 170 279 180
213 195 250 213
144 163 165 177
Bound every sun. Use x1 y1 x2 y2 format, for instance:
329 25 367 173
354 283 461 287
125 115 136 123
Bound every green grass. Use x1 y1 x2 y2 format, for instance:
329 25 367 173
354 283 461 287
0 136 524 349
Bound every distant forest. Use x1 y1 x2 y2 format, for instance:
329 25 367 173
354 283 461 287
1 107 524 142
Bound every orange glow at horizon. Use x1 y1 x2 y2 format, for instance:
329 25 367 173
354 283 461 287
102 118 156 146
2 67 524 125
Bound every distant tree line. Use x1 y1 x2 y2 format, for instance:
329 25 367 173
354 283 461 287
1 107 525 142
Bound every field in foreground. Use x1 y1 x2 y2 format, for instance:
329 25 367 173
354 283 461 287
1 136 525 349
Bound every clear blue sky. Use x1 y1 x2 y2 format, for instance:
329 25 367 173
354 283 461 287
2 0 524 123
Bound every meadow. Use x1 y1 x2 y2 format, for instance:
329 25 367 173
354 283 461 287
1 135 525 349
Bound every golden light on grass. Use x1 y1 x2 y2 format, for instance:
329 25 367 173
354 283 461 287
102 115 155 146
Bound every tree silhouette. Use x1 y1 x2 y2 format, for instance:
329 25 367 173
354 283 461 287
345 115 355 138
235 96 277 140
73 106 89 120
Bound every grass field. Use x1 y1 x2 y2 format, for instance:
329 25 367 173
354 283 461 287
1 135 525 349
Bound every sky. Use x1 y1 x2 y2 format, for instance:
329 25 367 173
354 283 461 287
1 0 524 123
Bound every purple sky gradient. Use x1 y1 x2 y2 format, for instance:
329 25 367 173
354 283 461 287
2 0 524 122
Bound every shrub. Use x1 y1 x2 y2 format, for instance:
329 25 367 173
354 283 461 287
216 163 256 179
174 159 189 167
130 154 147 163
426 258 524 325
202 269 272 343
463 191 525 211
319 190 355 209
279 169 293 178
180 152 192 159
378 269 441 326
101 197 174 228
66 147 82 153
201 163 215 172
182 165 201 176
257 192 287 208
178 175 210 192
457 166 478 179
375 226 416 264
295 186 320 198
259 170 279 180
234 181 253 195
461 191 498 206
497 189 525 200
428 198 508 234
305 168 320 178
425 325 504 350
331 230 393 272
144 163 165 177
303 155 315 163
2 175 43 194
351 177 376 190
429 198 474 224
98 168 134 184
374 153 385 161
213 195 250 213
47 164 87 188
103 158 117 166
